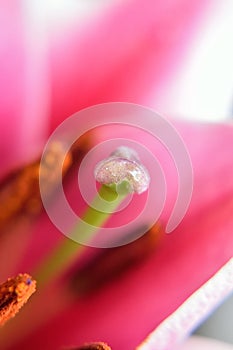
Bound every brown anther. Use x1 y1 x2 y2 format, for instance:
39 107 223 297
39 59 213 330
0 134 91 233
0 143 70 231
39 141 72 192
71 342 111 350
0 273 36 327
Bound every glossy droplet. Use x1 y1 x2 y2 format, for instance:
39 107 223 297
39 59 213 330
95 147 150 194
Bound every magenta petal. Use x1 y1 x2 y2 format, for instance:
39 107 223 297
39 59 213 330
11 121 233 350
48 0 210 130
0 0 210 176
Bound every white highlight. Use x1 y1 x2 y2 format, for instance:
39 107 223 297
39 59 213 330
159 0 233 122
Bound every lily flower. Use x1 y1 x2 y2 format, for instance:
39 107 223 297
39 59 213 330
0 1 232 350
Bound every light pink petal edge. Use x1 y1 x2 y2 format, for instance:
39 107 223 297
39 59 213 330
137 258 233 350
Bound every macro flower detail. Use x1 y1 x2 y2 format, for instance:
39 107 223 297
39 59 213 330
94 146 150 194
0 274 36 327
0 1 232 349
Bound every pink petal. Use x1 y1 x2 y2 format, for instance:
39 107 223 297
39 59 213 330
0 0 210 176
5 121 232 350
48 0 210 130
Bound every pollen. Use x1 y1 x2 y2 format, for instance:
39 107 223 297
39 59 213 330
0 273 36 327
74 342 111 350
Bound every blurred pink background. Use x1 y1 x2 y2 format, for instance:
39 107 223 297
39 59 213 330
0 1 232 349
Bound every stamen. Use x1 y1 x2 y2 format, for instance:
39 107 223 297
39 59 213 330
0 273 36 327
70 342 111 350
94 146 150 194
0 136 90 233
35 145 150 286
0 142 71 231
